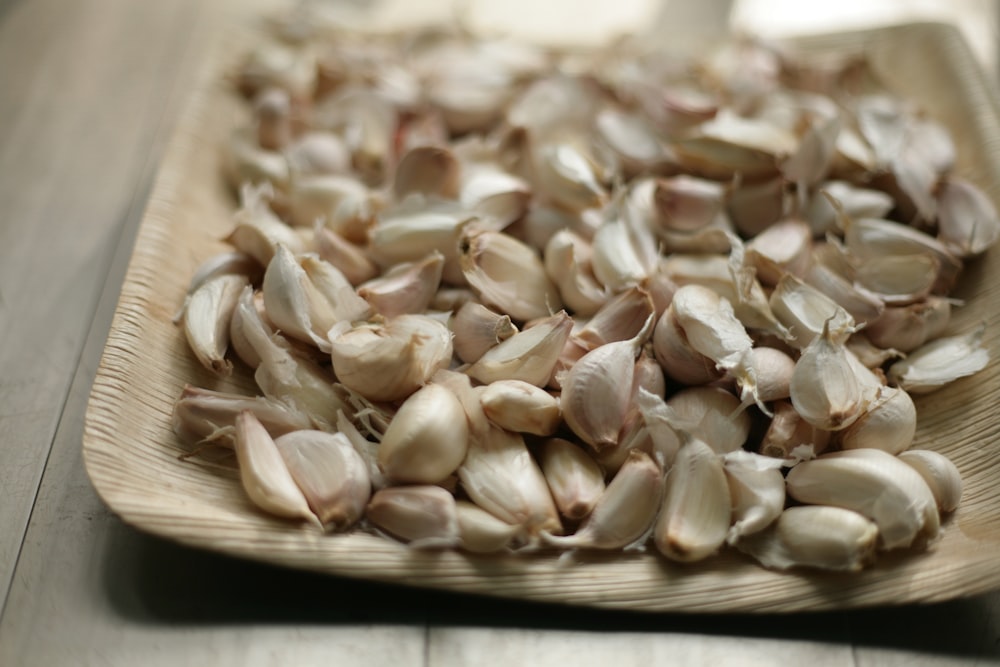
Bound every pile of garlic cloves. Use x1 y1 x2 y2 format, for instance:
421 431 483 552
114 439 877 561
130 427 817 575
172 14 999 573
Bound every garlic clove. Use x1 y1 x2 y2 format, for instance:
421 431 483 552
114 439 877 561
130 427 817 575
357 251 444 318
328 314 453 403
450 301 519 365
724 450 786 543
736 505 878 572
543 450 663 550
229 286 269 370
749 346 795 403
530 140 608 212
312 223 379 286
595 108 668 175
366 485 460 548
181 274 247 375
769 274 855 350
478 380 561 436
654 436 732 563
226 183 304 266
287 173 375 231
744 218 812 287
455 500 522 553
806 181 893 236
899 450 963 513
460 228 562 322
887 324 990 394
757 400 830 460
727 176 789 238
275 429 371 531
543 229 608 317
855 254 938 305
313 86 396 186
936 176 1000 257
466 310 573 387
590 210 658 292
233 411 317 524
671 109 796 181
536 437 607 521
377 383 470 484
336 409 388 491
864 296 952 353
573 286 655 351
393 145 461 200
664 385 751 455
790 319 866 431
224 128 290 195
786 448 940 550
284 131 351 177
651 303 723 386
652 175 727 234
172 384 312 446
460 161 532 228
803 261 885 325
837 385 916 455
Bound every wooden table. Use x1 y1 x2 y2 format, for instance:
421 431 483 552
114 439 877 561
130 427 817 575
1 0 999 664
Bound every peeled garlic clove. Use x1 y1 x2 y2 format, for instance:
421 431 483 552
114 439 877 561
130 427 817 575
479 380 561 436
233 412 316 524
450 301 519 364
560 316 652 451
837 385 916 455
780 111 841 190
652 304 723 386
745 218 812 287
724 450 786 543
770 274 855 350
181 274 246 375
936 177 1000 257
574 286 654 350
736 505 878 572
366 485 460 548
377 384 469 484
329 314 453 403
654 437 731 562
466 310 572 387
227 184 304 266
899 450 963 513
458 426 561 535
357 251 444 318
786 448 940 549
531 141 608 212
887 325 990 394
456 500 522 553
312 223 379 285
664 385 750 455
536 437 606 521
460 229 561 322
790 319 866 431
275 430 371 531
393 145 460 199
543 450 663 550
172 384 312 446
757 400 830 459
543 230 608 317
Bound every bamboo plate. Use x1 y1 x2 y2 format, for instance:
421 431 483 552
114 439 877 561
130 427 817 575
83 18 1000 613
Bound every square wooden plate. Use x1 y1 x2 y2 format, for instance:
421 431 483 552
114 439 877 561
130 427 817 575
83 18 1000 613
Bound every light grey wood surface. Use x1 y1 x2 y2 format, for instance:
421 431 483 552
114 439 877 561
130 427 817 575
1 0 999 665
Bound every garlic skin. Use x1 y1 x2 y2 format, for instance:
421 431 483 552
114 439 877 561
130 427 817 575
377 384 469 484
466 310 573 387
275 430 371 531
790 320 866 431
455 500 522 553
460 228 562 322
172 385 312 446
724 451 786 543
785 448 940 550
366 485 460 548
736 505 878 572
450 301 519 365
328 315 453 403
654 437 732 563
337 410 388 491
479 380 561 436
229 286 270 370
536 437 607 521
233 411 317 524
560 316 652 451
899 450 963 513
543 450 663 550
181 273 247 375
837 385 916 455
888 325 990 394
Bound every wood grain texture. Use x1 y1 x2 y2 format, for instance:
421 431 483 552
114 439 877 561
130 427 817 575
79 17 1000 614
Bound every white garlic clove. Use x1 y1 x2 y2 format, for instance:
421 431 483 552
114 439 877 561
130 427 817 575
727 176 788 238
536 437 607 521
749 346 795 403
172 384 312 446
671 109 796 181
855 254 938 305
275 430 371 532
313 223 379 286
366 485 460 548
313 87 396 186
899 450 963 513
227 183 304 266
378 383 470 484
736 505 878 572
233 411 317 525
837 385 916 455
224 128 290 194
543 230 608 317
723 450 786 543
803 262 885 326
757 400 830 460
790 319 867 431
181 274 247 375
393 145 461 200
785 448 940 550
466 310 573 387
936 177 1000 257
769 274 855 350
651 175 727 234
357 251 444 318
336 409 388 491
287 173 375 231
328 314 453 403
284 131 351 177
573 286 655 351
531 140 608 212
864 297 951 353
229 286 270 370
460 228 562 322
651 304 723 386
664 386 750 455
478 380 561 436
595 108 668 175
455 500 522 553
654 436 732 562
590 213 658 292
806 181 893 236
543 450 663 550
887 324 990 394
460 161 532 227
450 301 519 365
744 218 812 287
